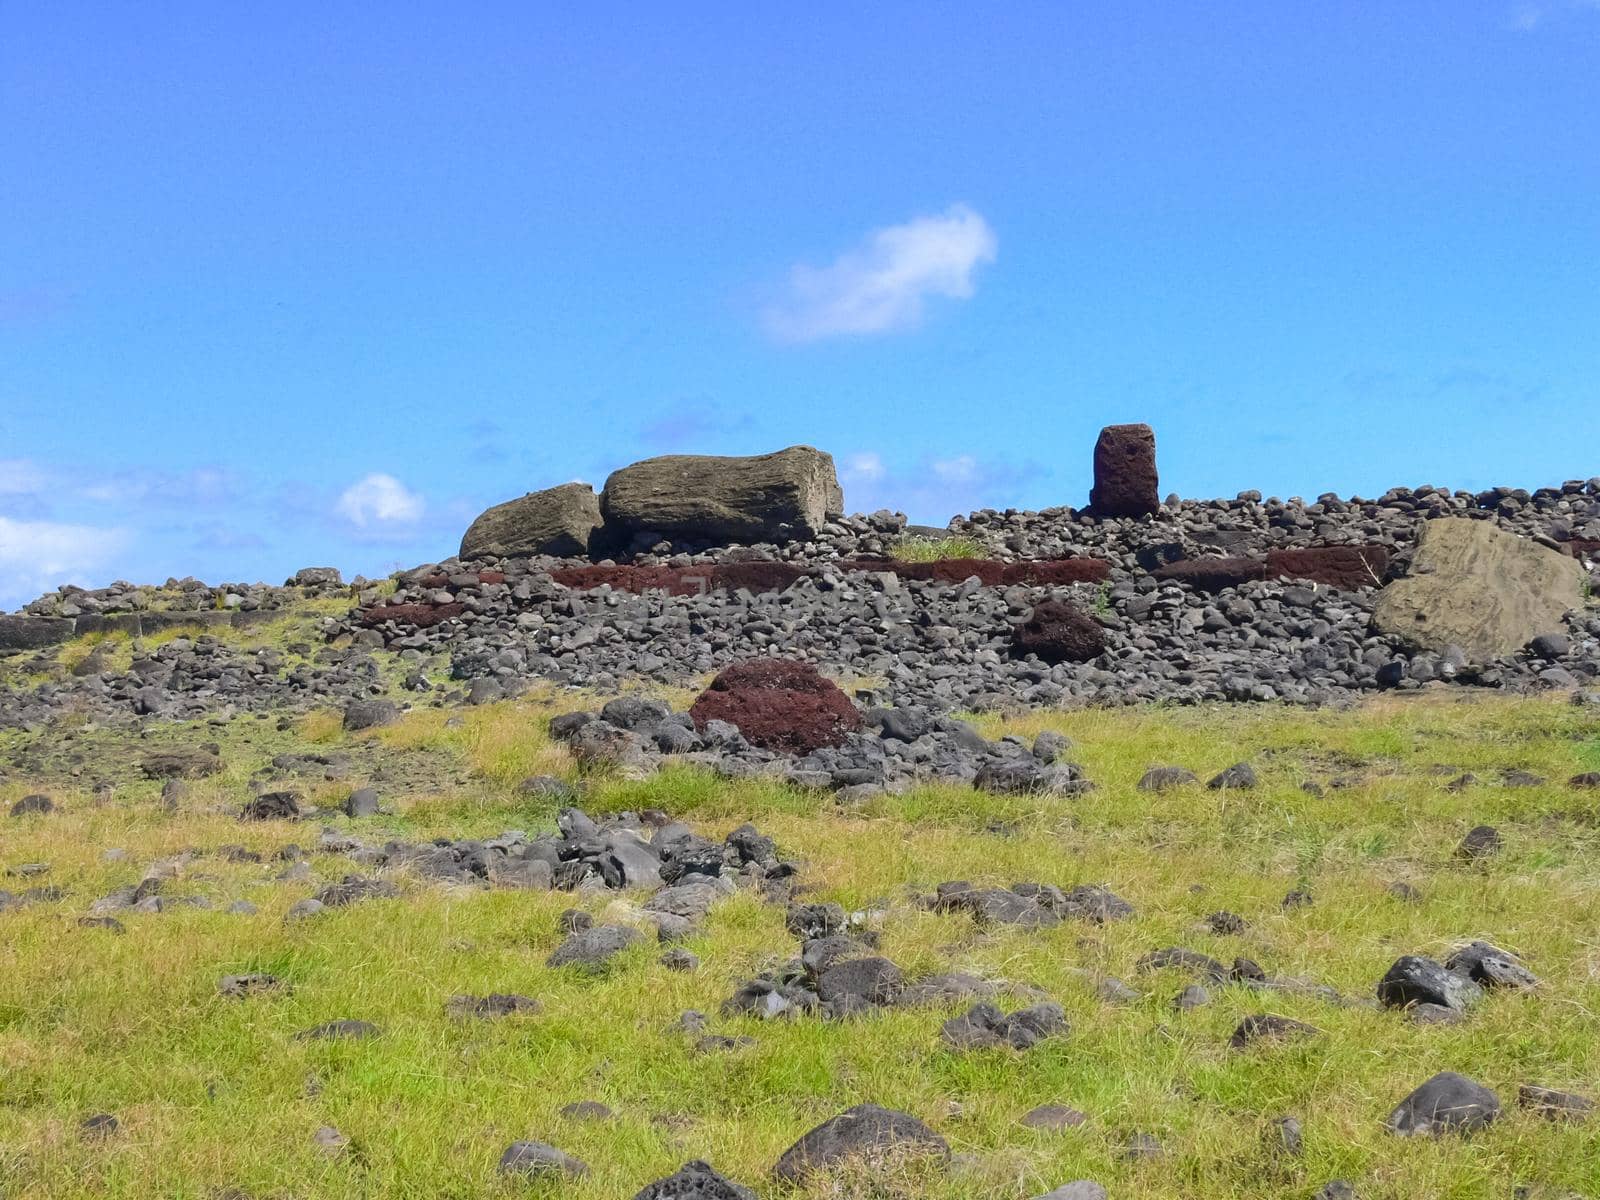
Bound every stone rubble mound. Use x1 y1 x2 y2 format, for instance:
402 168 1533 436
5 429 1598 725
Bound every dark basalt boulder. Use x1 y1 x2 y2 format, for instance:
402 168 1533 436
600 445 843 545
772 1103 949 1184
1386 1072 1500 1136
1444 941 1538 989
1012 599 1105 665
1229 1014 1321 1049
1377 955 1483 1013
460 481 603 560
941 1001 1067 1050
1137 766 1198 792
816 957 905 1007
9 793 55 818
631 1160 758 1200
1089 423 1159 517
342 699 398 732
240 791 301 821
546 924 642 971
497 1140 589 1178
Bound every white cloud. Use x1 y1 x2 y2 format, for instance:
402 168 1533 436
334 473 425 528
931 455 979 484
79 466 234 506
0 516 129 608
842 452 886 483
764 204 998 342
834 452 1044 525
0 458 49 496
1510 0 1599 28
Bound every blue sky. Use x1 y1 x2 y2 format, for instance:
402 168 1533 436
3 2 1598 606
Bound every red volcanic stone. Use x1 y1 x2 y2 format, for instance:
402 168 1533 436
834 558 1111 586
1012 599 1106 664
1153 557 1268 591
1265 545 1390 589
689 659 861 755
550 563 803 597
420 573 450 589
1154 546 1392 592
358 602 466 629
1565 538 1600 561
477 570 506 585
1089 423 1160 518
1003 559 1112 585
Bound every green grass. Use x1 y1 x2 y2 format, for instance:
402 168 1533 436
889 535 986 563
1 692 1598 1198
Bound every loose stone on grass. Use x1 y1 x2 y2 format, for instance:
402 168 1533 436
1455 824 1503 861
632 1160 758 1200
547 923 642 970
497 1140 589 1178
1020 1104 1088 1131
772 1104 950 1184
942 1001 1068 1051
1386 1072 1500 1136
1230 1014 1321 1049
1517 1085 1595 1121
1377 955 1483 1014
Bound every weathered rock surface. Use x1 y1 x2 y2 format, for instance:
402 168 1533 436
460 481 604 559
1012 599 1106 664
1386 1072 1500 1136
1377 955 1484 1013
1372 518 1585 661
689 660 860 755
631 1160 758 1200
772 1103 949 1183
497 1140 588 1177
1089 423 1159 517
601 445 843 545
941 1001 1068 1050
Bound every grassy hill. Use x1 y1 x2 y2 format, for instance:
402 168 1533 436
2 689 1598 1198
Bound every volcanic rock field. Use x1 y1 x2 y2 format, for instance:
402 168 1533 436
2 428 1598 1199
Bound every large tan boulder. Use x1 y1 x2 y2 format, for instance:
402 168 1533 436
1372 518 1585 661
600 445 843 544
459 482 602 560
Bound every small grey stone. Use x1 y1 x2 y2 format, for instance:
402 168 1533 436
344 787 380 818
1020 1104 1088 1131
1207 762 1258 790
546 924 641 970
497 1140 588 1178
1386 1071 1500 1136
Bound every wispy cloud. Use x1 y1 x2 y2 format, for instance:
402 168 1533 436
0 458 49 496
0 516 130 609
1508 0 1599 29
763 205 998 343
79 466 235 506
334 473 426 530
841 452 886 484
834 449 1044 524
